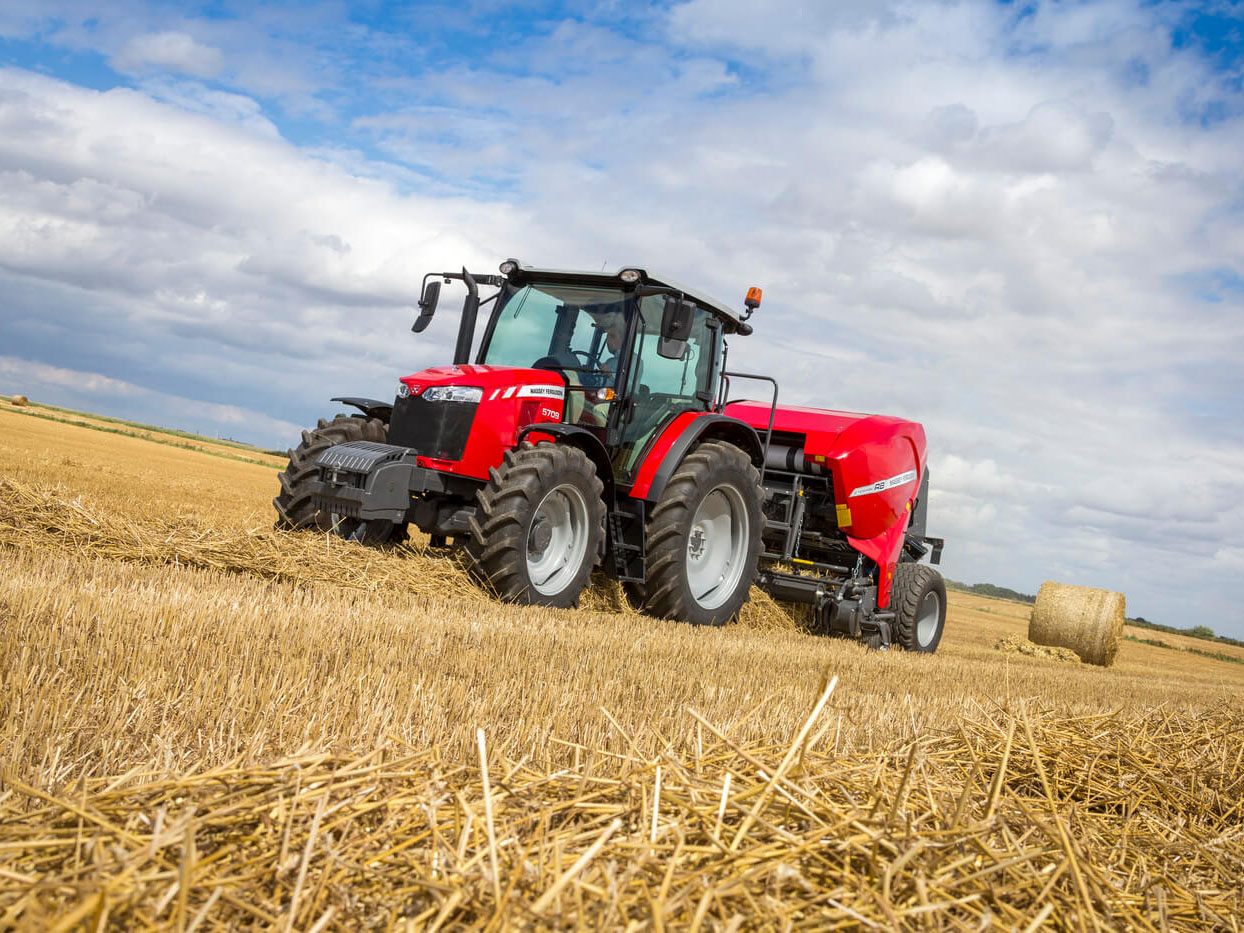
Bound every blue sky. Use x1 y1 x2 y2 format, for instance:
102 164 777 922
0 0 1242 634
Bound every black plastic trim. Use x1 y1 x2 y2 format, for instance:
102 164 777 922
332 396 393 423
309 441 482 522
639 414 763 503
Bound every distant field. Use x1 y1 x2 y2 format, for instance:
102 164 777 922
1 405 1241 928
0 395 287 468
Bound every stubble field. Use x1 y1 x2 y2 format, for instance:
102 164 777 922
1 399 1241 930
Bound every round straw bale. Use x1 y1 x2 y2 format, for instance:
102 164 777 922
10 394 28 406
1028 581 1125 666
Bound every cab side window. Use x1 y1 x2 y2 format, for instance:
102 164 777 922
615 297 715 477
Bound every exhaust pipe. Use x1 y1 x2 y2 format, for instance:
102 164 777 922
453 267 479 365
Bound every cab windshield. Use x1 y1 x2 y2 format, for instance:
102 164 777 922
481 283 631 385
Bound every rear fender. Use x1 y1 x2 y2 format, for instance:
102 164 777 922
630 413 763 502
517 423 616 502
332 396 393 423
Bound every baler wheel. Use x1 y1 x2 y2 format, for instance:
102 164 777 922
890 563 947 652
273 414 406 545
635 441 763 626
465 443 605 608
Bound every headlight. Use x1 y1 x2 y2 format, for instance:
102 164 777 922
422 386 483 403
499 259 519 275
619 268 642 284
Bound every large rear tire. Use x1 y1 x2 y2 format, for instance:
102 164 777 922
273 414 406 545
634 441 763 626
465 443 605 608
890 563 946 652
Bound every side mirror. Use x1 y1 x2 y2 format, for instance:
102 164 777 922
658 296 693 359
412 280 441 333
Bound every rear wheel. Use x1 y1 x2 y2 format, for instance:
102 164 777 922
273 414 406 545
635 441 763 626
466 443 605 608
891 563 946 652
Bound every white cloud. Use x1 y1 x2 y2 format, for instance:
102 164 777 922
111 31 223 78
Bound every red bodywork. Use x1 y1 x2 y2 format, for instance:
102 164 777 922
399 365 565 480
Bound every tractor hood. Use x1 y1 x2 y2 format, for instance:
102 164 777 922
398 364 565 401
391 364 567 480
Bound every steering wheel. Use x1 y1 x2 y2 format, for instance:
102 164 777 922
533 355 570 371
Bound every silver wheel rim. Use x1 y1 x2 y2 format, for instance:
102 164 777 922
686 484 750 610
916 590 941 647
527 483 590 596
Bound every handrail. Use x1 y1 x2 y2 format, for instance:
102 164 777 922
720 371 779 484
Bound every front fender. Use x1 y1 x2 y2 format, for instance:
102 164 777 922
516 423 616 502
629 413 763 502
332 396 393 423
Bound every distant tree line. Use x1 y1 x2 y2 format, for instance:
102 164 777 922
946 580 1244 648
945 580 1036 604
1126 617 1244 648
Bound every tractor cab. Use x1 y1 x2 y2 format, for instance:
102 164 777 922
412 262 753 483
480 276 721 477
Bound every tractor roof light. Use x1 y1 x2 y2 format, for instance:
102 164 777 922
742 286 763 321
499 259 519 276
619 268 642 284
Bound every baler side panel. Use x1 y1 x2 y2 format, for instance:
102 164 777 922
833 429 925 608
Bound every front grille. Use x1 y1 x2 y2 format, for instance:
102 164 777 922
388 394 477 461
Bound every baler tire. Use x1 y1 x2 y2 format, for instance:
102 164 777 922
635 440 763 626
890 563 946 653
273 414 406 545
465 443 605 608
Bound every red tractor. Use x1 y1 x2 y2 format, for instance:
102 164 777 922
275 261 947 650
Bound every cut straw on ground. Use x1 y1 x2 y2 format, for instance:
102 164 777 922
1 697 1239 928
0 477 800 630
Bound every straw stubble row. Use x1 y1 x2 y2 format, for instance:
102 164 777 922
2 692 1240 929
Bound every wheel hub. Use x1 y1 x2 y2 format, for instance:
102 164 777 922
688 526 707 560
528 516 553 554
684 485 750 610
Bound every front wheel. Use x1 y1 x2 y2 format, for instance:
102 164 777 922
465 443 605 608
634 441 763 626
890 563 947 652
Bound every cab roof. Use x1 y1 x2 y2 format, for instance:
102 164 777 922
504 261 753 335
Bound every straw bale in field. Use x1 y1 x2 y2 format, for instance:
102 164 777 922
995 633 1081 663
1028 581 1125 666
10 394 28 406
